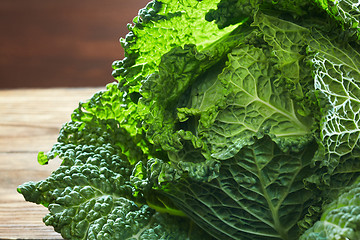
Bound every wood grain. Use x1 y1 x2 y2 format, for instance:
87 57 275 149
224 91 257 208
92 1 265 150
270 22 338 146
0 88 102 239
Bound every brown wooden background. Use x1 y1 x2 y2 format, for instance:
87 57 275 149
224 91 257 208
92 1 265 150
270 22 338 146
0 0 149 89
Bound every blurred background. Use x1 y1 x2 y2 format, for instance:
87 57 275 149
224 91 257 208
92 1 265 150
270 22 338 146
0 0 149 89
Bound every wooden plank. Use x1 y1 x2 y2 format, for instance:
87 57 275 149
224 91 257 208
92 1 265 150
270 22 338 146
0 88 101 239
0 202 62 240
0 88 102 152
0 153 62 190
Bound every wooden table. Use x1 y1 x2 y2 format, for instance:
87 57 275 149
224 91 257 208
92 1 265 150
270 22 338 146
0 88 102 239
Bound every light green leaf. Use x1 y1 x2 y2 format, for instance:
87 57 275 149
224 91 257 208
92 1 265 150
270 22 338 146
202 45 313 159
137 24 253 153
113 0 240 92
252 12 310 87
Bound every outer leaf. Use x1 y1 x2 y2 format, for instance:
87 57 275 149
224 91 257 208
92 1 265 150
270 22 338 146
162 136 318 240
18 117 213 239
308 28 360 171
94 0 245 165
300 176 360 240
66 83 153 166
202 44 313 160
180 13 315 161
138 24 253 153
252 12 312 100
312 0 360 40
18 141 142 240
112 0 239 90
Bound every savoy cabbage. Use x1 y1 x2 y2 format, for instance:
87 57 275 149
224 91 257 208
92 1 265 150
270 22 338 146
18 0 360 239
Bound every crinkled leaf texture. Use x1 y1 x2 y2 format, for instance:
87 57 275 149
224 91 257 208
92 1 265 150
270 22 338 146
162 136 318 240
181 11 314 160
201 44 312 160
308 28 360 171
17 121 213 240
312 0 360 41
300 176 360 240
